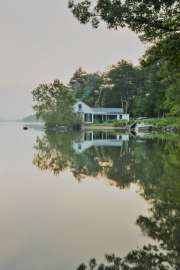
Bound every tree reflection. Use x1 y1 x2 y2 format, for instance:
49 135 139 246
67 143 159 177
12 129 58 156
32 131 180 269
75 138 180 270
33 131 135 186
33 131 80 175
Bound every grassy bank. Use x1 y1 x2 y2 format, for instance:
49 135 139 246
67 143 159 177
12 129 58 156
83 118 180 131
113 117 180 128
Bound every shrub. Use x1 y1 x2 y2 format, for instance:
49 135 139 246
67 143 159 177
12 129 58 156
107 120 115 123
156 119 169 127
114 120 127 127
134 120 142 124
93 120 101 124
45 110 82 127
132 117 180 128
143 118 158 125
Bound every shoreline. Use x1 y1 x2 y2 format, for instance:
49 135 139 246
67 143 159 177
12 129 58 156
42 124 180 133
82 125 180 133
82 125 126 130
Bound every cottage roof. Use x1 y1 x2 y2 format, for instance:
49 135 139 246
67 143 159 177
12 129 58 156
92 108 124 113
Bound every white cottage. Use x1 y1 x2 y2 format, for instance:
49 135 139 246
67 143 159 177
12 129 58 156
74 100 129 123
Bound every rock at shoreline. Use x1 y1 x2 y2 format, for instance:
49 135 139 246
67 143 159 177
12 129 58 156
152 126 179 133
44 125 81 132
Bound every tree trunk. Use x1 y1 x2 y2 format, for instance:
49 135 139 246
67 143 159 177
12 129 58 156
121 96 124 111
125 100 128 113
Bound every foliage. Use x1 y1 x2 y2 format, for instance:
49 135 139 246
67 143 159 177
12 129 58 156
101 60 137 113
77 246 171 269
68 0 180 122
32 79 82 126
85 72 104 107
69 67 88 99
143 118 160 125
156 119 171 127
131 117 180 128
33 131 81 175
140 41 180 118
93 120 101 124
114 120 127 127
68 0 180 42
31 64 180 127
107 120 114 123
88 122 114 126
69 67 104 107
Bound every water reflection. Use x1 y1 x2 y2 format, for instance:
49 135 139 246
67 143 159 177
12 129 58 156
73 131 129 152
33 130 180 269
33 131 132 185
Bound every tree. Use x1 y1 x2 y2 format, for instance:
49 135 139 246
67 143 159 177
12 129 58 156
136 63 167 118
140 38 180 118
32 79 81 126
33 132 81 175
68 0 180 119
83 72 104 107
69 67 104 107
69 67 88 99
68 0 180 42
102 60 137 113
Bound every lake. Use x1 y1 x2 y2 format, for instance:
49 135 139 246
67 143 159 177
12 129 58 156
0 123 180 270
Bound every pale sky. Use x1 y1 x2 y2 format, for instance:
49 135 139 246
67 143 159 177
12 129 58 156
0 0 145 119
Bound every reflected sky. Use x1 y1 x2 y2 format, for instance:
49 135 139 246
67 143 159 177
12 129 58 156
1 124 179 269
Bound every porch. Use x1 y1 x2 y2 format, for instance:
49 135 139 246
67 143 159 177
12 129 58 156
93 114 119 122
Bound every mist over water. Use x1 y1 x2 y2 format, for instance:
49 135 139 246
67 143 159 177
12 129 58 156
0 123 180 269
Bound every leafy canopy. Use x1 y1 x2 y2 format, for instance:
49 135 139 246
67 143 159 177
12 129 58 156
32 79 81 126
68 0 180 41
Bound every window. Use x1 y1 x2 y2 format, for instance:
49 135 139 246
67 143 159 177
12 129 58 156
84 133 92 141
119 115 122 119
85 113 92 122
109 115 117 120
107 134 117 139
78 144 81 149
78 104 82 111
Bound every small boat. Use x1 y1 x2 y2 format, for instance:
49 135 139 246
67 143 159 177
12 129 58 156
136 139 147 143
130 123 152 131
135 123 152 131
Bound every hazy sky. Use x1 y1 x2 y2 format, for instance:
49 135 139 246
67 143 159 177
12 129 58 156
0 0 145 119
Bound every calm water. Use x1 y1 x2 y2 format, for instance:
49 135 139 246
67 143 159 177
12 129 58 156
0 123 180 270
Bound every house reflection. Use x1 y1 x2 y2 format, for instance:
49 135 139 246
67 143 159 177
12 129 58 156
73 131 129 153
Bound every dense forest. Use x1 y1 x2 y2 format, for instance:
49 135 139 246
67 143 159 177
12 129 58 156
32 57 180 126
68 60 170 119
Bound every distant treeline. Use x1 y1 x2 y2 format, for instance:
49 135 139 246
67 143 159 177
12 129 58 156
23 114 42 123
0 117 22 122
